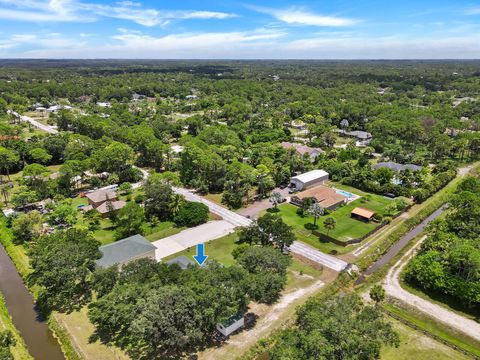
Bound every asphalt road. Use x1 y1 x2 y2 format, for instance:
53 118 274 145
20 115 58 134
289 241 349 272
19 114 352 272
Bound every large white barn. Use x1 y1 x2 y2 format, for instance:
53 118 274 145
290 170 329 191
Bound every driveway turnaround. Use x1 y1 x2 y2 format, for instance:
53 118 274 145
289 241 349 272
153 220 236 260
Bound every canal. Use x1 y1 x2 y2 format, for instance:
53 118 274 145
355 204 447 285
0 244 65 360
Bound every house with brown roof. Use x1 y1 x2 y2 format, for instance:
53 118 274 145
280 142 324 161
85 189 117 208
351 207 375 222
96 200 126 218
291 185 347 210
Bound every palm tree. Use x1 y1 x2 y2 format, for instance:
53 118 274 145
323 217 336 236
0 176 10 206
308 203 324 227
169 193 184 216
269 191 283 211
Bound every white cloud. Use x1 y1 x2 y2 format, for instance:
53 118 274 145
465 7 480 15
0 0 237 26
253 6 357 27
7 28 480 60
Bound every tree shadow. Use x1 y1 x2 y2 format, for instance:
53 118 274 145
304 223 318 231
266 207 280 213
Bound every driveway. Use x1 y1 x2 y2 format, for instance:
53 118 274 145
237 187 290 219
152 220 236 260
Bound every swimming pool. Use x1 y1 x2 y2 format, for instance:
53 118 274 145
336 189 355 199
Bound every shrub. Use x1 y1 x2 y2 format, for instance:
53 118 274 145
174 201 209 227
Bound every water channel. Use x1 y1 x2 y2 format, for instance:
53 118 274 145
355 205 447 285
0 244 65 360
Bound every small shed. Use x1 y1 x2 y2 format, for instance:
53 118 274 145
216 313 245 337
290 170 329 191
351 207 375 222
166 255 194 270
95 234 156 268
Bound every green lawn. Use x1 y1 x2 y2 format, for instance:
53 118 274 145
383 302 480 357
143 221 185 242
268 185 397 252
0 296 33 360
162 232 323 291
381 318 471 360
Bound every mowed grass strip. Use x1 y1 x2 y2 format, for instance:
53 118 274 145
381 318 471 360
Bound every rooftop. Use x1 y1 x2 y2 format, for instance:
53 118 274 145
296 185 347 209
86 189 117 204
291 170 329 184
351 207 375 219
166 255 195 270
373 161 422 172
280 142 324 157
96 234 156 268
96 200 126 214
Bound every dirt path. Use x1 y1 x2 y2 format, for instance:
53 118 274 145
199 279 325 360
383 236 480 342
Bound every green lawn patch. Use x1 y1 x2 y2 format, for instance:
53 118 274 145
143 221 185 242
0 295 33 360
383 302 480 357
162 232 323 291
381 318 470 360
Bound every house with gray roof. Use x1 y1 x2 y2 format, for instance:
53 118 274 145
96 234 157 268
166 255 195 270
373 161 422 172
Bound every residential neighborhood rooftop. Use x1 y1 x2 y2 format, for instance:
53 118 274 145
165 255 195 269
85 189 116 204
291 170 329 184
95 234 156 268
373 161 422 172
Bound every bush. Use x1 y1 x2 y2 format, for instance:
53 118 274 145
174 201 209 227
134 194 145 203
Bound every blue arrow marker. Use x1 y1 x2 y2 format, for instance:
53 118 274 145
193 243 208 266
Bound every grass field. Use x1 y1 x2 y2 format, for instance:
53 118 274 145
0 296 33 360
265 184 397 253
381 318 471 360
162 232 323 291
383 302 480 357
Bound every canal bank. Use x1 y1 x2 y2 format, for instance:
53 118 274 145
0 243 65 360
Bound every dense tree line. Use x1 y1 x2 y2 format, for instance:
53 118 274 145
269 294 399 359
404 176 480 307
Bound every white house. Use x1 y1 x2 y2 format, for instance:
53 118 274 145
216 313 245 337
96 102 111 108
290 170 329 191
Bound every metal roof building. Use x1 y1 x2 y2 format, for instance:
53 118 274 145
95 234 156 268
290 170 329 191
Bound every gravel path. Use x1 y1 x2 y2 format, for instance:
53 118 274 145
384 236 480 342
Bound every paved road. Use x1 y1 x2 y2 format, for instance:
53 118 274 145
152 220 236 260
289 241 349 272
173 187 252 227
20 114 58 134
18 113 352 271
384 236 480 343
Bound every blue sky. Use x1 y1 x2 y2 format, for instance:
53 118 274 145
0 0 479 58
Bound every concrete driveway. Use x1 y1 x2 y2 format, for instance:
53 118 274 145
153 220 236 260
237 187 290 219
